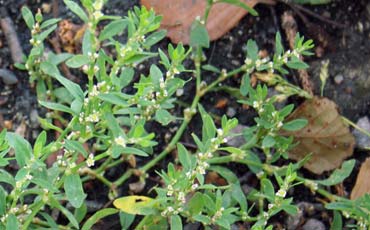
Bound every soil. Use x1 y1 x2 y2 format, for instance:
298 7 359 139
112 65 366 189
0 0 369 229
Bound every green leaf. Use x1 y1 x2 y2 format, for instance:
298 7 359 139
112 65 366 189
74 203 87 223
64 174 87 208
99 19 128 41
82 29 92 56
40 62 84 101
21 7 34 30
202 64 220 73
39 101 74 114
240 73 251 96
0 169 15 186
39 117 64 133
143 30 167 48
64 140 88 157
155 109 175 126
209 165 238 184
119 212 135 230
282 119 308 131
6 214 18 230
150 64 163 88
41 18 61 29
279 104 294 118
117 67 134 88
286 57 310 69
104 112 123 137
0 187 6 215
64 0 88 22
98 93 129 107
33 131 47 158
187 192 204 215
113 196 156 215
170 215 182 230
218 0 258 16
275 32 284 56
66 54 89 68
262 135 275 148
190 21 209 48
261 178 275 201
177 143 191 171
39 24 58 41
120 147 148 157
246 40 258 60
39 213 59 229
47 53 73 66
281 204 298 215
6 133 32 167
81 208 119 230
50 196 79 229
198 104 216 142
330 211 342 230
316 160 355 186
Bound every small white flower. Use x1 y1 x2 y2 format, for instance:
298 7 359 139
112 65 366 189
25 174 33 180
191 183 199 190
276 189 286 198
115 136 126 147
217 128 224 136
255 59 262 68
244 58 253 65
93 11 103 20
86 153 95 167
93 0 103 10
268 203 274 209
277 121 283 128
93 65 99 73
86 111 100 123
178 192 186 203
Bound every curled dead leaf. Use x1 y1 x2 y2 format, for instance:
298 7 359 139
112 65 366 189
141 0 274 44
281 97 355 174
351 158 370 200
57 20 86 53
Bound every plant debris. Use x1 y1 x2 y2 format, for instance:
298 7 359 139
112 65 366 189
281 97 355 174
141 0 274 44
351 157 370 200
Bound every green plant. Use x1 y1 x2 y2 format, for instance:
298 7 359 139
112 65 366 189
0 0 368 230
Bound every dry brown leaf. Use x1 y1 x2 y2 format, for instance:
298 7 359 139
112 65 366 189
351 158 370 200
281 97 355 174
141 0 273 44
57 20 86 53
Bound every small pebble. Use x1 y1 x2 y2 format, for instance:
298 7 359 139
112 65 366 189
353 116 370 149
226 107 236 117
0 68 18 85
29 109 40 128
226 124 247 147
334 74 344 85
302 218 325 230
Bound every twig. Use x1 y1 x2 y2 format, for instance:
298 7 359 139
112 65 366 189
287 2 347 29
281 11 314 95
0 7 24 64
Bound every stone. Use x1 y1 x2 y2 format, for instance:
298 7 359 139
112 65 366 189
302 218 325 230
352 116 370 149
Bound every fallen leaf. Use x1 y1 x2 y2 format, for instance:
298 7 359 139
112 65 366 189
351 158 370 200
57 20 86 53
281 97 355 174
215 98 228 109
141 0 273 44
113 195 155 215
